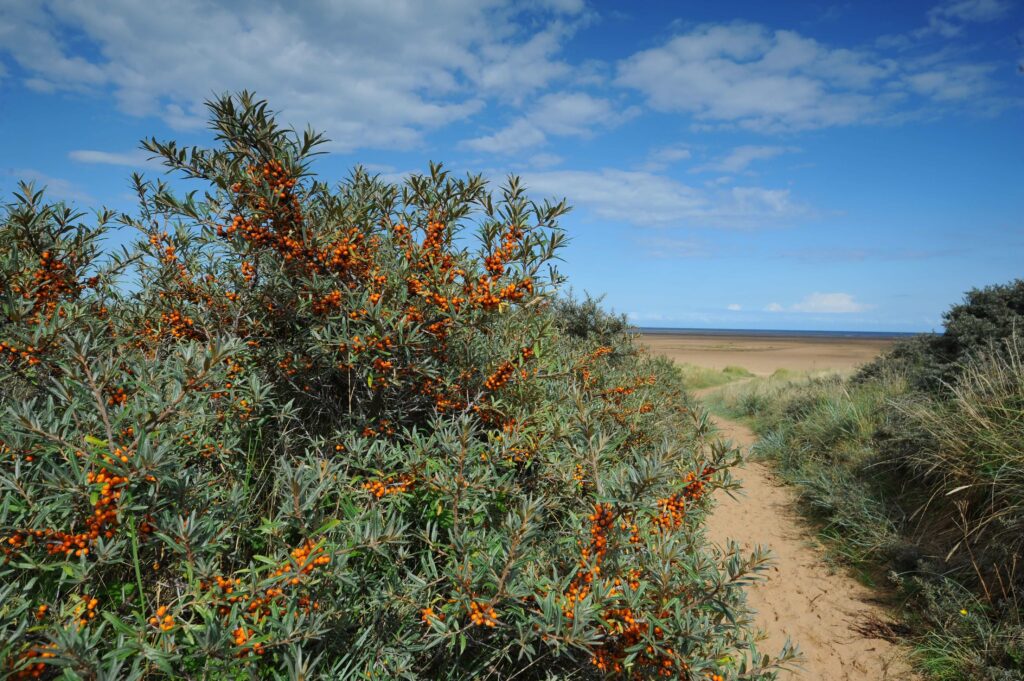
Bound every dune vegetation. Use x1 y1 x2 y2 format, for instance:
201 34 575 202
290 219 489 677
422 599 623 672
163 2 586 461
672 365 754 392
0 95 799 680
709 281 1024 680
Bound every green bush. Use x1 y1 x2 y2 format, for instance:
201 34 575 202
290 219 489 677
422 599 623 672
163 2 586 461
856 279 1024 393
553 292 631 343
0 94 792 680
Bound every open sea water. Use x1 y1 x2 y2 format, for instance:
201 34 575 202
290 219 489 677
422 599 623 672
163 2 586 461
636 327 919 340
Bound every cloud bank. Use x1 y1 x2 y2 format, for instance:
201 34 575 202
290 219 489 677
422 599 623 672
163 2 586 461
766 292 872 314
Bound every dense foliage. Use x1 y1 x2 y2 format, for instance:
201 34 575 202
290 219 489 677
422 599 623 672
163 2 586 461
710 285 1024 679
855 279 1024 392
0 95 792 680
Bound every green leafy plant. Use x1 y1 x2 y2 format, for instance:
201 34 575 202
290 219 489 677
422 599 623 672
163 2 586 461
0 94 793 680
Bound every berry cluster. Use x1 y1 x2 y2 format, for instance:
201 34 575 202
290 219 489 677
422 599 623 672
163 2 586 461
563 503 615 620
2 446 139 560
468 600 499 627
148 605 175 632
483 361 516 392
0 341 41 367
8 643 57 680
363 474 414 499
200 539 331 657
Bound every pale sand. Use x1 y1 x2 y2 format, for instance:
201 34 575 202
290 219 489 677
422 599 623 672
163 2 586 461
704 414 915 680
638 332 896 376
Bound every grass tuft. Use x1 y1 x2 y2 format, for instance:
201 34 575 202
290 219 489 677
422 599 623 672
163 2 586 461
674 363 754 390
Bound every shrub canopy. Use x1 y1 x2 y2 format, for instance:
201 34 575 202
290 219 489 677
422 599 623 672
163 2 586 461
856 279 1024 392
0 94 790 680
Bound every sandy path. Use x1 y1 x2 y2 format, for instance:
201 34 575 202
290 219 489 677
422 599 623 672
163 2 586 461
702 407 915 679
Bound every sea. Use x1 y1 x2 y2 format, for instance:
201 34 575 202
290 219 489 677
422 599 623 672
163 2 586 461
635 327 920 340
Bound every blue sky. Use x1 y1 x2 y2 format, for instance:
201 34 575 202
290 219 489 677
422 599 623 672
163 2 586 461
1 0 1022 332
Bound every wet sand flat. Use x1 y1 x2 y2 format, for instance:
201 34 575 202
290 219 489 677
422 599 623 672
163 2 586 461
638 332 897 375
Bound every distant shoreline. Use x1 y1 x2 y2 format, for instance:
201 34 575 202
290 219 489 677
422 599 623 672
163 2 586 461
634 326 919 341
637 329 900 375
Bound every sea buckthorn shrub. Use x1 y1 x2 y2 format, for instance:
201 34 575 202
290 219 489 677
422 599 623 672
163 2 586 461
0 94 793 680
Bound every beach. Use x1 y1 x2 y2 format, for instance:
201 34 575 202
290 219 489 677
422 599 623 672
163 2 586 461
638 330 899 375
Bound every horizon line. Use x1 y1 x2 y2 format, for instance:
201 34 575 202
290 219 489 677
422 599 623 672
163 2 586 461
634 325 923 337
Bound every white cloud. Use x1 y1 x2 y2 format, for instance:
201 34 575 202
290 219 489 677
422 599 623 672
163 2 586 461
938 0 1011 21
615 21 1011 131
524 169 702 224
69 149 162 169
727 303 742 311
0 1 585 151
791 292 871 313
642 143 692 171
727 187 798 217
904 63 996 101
693 145 799 174
534 0 586 13
463 91 637 154
615 23 895 131
767 292 871 314
528 152 564 168
2 3 1015 160
522 168 808 229
922 0 1012 37
475 21 577 102
6 169 95 203
534 91 636 135
463 119 547 155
